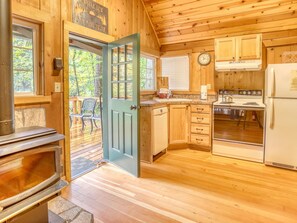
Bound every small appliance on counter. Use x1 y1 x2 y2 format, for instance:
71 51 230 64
157 88 171 99
200 85 208 100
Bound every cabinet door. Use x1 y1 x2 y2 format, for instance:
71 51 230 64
215 37 236 61
169 105 189 144
237 34 262 60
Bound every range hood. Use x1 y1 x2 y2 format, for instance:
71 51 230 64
215 60 262 72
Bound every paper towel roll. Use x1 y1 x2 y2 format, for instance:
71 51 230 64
200 85 208 100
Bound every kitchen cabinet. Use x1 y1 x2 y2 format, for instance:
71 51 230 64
169 105 189 144
214 37 236 61
215 34 262 62
190 104 211 148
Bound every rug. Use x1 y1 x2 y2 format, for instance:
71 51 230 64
48 196 94 223
71 157 97 178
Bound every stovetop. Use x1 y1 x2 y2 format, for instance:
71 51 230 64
213 89 265 108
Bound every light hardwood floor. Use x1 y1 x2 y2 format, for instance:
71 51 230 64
62 149 297 223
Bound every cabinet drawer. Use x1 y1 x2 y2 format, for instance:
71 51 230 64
190 134 210 146
191 105 210 113
191 113 210 124
191 124 210 135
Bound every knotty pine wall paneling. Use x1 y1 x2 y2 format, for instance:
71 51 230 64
161 29 297 93
190 52 215 93
267 44 297 64
12 0 63 134
12 0 160 136
63 0 160 55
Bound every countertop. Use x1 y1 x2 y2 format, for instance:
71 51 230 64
140 98 216 107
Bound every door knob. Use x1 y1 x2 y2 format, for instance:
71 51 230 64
130 105 140 110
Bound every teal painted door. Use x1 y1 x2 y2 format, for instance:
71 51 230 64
104 34 140 177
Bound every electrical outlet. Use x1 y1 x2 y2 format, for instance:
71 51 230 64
207 84 211 89
54 82 61 92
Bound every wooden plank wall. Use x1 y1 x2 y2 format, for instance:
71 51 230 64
161 29 297 92
11 0 160 141
62 0 160 55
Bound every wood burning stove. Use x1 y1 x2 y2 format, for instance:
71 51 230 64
0 127 67 222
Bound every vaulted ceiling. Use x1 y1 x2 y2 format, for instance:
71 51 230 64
143 0 297 46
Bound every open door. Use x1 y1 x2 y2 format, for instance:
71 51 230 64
103 33 140 177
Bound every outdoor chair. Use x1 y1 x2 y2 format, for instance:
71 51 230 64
91 100 102 133
70 98 97 131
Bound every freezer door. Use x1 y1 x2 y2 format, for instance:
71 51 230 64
266 63 297 98
265 98 297 167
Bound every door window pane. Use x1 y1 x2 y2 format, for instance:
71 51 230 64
119 45 125 63
127 63 133 81
126 82 132 100
112 47 118 64
112 66 118 81
112 83 118 98
126 43 133 61
119 64 125 81
119 83 125 99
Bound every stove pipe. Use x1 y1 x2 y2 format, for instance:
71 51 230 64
0 0 14 136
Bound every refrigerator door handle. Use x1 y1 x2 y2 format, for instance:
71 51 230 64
270 68 276 97
269 98 274 129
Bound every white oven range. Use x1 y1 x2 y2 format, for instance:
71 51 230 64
212 89 265 162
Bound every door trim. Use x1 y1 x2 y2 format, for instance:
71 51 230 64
63 21 115 181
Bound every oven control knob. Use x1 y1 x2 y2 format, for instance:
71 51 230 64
247 91 251 95
242 91 246 95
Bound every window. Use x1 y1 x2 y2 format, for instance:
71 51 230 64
13 20 41 95
140 56 155 90
161 56 189 90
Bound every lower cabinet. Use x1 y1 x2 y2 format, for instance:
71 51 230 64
140 106 168 163
140 103 212 163
168 104 211 150
190 105 212 148
169 105 189 144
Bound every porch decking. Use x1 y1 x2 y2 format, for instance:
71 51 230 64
70 120 103 178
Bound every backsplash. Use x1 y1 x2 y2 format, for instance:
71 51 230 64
172 94 217 100
140 92 217 101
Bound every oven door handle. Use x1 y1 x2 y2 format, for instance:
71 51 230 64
269 98 274 129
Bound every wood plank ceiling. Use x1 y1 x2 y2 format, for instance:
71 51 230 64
142 0 297 45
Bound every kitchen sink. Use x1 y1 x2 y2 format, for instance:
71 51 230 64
153 98 192 102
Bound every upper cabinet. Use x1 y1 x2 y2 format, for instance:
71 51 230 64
215 37 236 61
215 34 262 62
237 34 262 60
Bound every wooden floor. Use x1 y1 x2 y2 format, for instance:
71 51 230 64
70 120 103 162
62 149 297 223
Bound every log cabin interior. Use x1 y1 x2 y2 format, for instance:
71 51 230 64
1 0 297 222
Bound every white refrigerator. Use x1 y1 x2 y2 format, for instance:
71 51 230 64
265 63 297 170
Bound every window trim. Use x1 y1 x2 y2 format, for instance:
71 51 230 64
12 18 43 96
140 54 156 91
